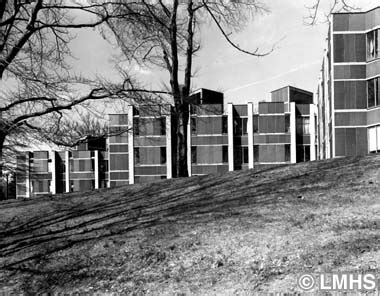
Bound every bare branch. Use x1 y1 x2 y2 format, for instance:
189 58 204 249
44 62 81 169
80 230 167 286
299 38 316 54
304 0 359 25
202 0 272 57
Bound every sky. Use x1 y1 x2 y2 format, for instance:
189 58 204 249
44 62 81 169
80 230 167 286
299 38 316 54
68 0 380 106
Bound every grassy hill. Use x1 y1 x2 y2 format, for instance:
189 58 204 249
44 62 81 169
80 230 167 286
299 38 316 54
0 155 379 294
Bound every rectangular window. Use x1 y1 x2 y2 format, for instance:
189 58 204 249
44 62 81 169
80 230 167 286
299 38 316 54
233 119 241 135
296 117 310 135
134 148 140 165
304 146 310 161
191 146 197 163
242 147 249 164
222 116 228 134
296 146 304 163
233 147 242 165
151 118 166 135
100 160 108 173
367 29 379 60
303 118 310 134
253 145 259 162
191 117 197 134
253 115 258 133
285 114 290 133
234 147 248 164
133 118 139 136
296 145 310 162
369 126 380 152
160 147 166 164
32 159 48 173
70 180 74 192
222 146 228 163
242 118 248 135
368 78 376 107
160 118 166 135
285 144 291 162
367 78 380 108
233 118 248 136
59 163 66 173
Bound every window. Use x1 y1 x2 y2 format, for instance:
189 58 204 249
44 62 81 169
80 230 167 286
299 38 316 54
191 117 197 134
70 180 75 192
100 160 108 173
296 145 310 162
304 146 310 161
367 29 379 60
242 118 248 134
134 148 140 165
133 117 166 136
253 115 258 133
222 146 228 163
32 180 49 193
70 159 94 172
253 145 259 162
160 147 166 164
59 162 66 173
296 117 310 135
368 125 380 152
133 118 139 136
285 144 291 162
242 147 249 164
234 148 241 165
367 78 380 108
234 146 248 165
296 146 304 163
191 146 197 163
222 116 228 134
234 118 248 135
160 118 166 135
32 159 48 173
285 114 290 133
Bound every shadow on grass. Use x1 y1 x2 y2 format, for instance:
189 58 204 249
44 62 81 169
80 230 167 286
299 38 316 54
0 155 379 272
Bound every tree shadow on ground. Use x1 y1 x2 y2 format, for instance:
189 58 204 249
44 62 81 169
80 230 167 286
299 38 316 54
0 155 379 273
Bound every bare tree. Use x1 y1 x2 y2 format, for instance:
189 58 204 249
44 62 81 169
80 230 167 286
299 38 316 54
101 0 272 178
305 0 358 25
0 0 159 198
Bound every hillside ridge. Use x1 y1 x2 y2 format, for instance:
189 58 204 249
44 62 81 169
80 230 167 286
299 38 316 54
1 155 379 294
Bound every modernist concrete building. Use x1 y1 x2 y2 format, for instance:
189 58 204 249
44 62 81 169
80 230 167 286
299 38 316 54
317 6 380 159
16 139 108 198
16 86 317 198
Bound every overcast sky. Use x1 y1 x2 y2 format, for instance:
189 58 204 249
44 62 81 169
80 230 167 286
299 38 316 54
69 0 380 106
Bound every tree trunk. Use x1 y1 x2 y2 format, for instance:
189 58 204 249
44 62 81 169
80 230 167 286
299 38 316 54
172 93 189 178
0 132 6 200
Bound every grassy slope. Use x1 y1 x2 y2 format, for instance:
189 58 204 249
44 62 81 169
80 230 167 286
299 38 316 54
0 155 379 294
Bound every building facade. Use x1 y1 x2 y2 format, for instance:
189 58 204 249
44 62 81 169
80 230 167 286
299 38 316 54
317 7 380 159
16 86 316 198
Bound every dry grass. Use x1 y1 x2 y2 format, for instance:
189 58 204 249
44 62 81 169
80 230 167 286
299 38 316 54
0 155 379 294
